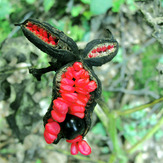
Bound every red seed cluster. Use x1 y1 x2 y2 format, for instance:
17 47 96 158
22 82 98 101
66 135 91 155
44 62 97 147
88 44 114 58
26 22 58 45
52 62 97 121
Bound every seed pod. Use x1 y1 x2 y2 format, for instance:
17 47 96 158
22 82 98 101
17 19 79 64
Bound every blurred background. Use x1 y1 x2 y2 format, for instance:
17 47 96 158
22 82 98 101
0 0 163 163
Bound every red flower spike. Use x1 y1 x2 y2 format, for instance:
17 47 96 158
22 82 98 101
84 81 97 92
66 135 83 143
44 130 57 144
45 121 61 135
78 140 91 155
69 105 85 113
69 112 85 119
61 78 74 86
75 78 89 87
70 143 78 155
47 117 54 123
51 110 66 122
60 84 75 93
75 87 89 95
73 62 83 71
62 93 78 102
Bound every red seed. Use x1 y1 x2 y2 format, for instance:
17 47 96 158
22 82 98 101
75 78 89 87
49 35 54 41
60 84 75 93
43 37 49 42
32 25 38 31
39 28 44 35
44 130 57 144
88 53 92 58
34 31 39 35
45 121 60 135
27 22 33 27
84 80 97 92
53 99 68 114
78 140 91 155
51 110 66 122
75 98 87 106
65 70 74 79
47 117 54 123
73 69 85 79
69 112 85 119
102 46 107 52
50 41 56 45
77 94 89 103
91 49 97 53
62 93 78 102
80 71 89 79
73 62 83 71
66 135 83 143
75 87 89 95
43 30 48 37
69 105 85 113
70 142 78 155
61 78 74 86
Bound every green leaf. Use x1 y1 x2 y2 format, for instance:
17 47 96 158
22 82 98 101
112 0 125 12
0 0 12 20
71 5 83 17
43 0 55 12
26 0 36 4
81 0 91 4
90 0 112 15
91 122 106 136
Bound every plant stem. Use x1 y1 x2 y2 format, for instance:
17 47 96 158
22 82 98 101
127 114 163 154
116 97 163 116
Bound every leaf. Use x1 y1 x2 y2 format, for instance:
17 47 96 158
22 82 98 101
91 122 106 136
81 0 91 4
71 5 83 17
26 0 36 4
90 0 112 15
43 0 55 12
0 0 12 20
112 0 125 12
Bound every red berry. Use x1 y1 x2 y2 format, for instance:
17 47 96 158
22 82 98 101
44 130 57 144
70 142 78 155
84 81 97 92
69 112 85 119
62 93 78 102
45 121 60 135
66 135 83 143
53 99 68 114
51 110 66 122
75 78 89 87
78 140 91 155
60 84 75 93
73 62 83 71
69 105 85 113
61 78 74 86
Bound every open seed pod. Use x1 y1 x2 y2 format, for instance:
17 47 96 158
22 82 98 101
43 61 101 148
17 19 79 64
82 34 118 67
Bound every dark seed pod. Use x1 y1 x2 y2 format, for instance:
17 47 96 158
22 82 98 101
17 19 118 155
17 19 79 64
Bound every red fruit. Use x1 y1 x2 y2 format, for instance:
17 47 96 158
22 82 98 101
69 112 85 119
84 81 97 92
44 130 57 144
78 94 89 103
78 140 91 155
47 117 54 123
75 87 89 95
88 53 92 58
62 93 78 102
43 30 48 37
91 49 97 53
61 78 74 86
73 69 85 79
70 143 78 155
45 121 60 135
75 78 89 87
66 135 83 143
39 28 44 35
50 41 56 45
73 62 83 71
49 35 54 41
32 25 38 31
53 99 68 114
65 70 74 79
51 110 66 122
60 84 75 92
75 98 87 107
69 105 85 113
80 71 89 79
